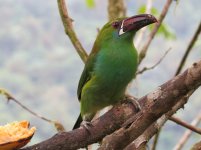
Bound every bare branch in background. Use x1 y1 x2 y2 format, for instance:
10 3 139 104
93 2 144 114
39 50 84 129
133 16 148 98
175 21 201 76
151 128 161 150
173 111 201 150
108 0 126 20
135 0 153 49
57 0 88 63
0 88 65 132
10 98 53 123
170 116 201 135
137 48 171 75
139 0 173 64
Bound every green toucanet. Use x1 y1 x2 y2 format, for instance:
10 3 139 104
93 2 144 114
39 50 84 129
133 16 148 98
73 14 157 129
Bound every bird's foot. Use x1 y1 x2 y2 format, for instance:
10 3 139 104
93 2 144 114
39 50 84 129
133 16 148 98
81 121 93 133
122 95 141 112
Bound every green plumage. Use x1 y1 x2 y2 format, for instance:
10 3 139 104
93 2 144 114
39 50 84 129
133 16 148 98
73 14 157 129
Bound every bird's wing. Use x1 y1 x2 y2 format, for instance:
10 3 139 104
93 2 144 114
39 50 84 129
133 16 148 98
77 54 96 101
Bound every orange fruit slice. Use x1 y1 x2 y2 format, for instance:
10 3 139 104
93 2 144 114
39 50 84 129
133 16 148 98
0 121 36 150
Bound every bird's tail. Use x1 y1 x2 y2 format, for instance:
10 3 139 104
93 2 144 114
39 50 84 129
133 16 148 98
73 113 83 130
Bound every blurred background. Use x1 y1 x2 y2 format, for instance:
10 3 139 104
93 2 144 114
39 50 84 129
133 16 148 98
0 0 200 149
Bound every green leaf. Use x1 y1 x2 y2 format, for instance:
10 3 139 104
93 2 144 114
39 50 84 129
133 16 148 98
85 0 95 8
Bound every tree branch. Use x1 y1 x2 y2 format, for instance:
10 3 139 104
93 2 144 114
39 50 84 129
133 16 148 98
1 88 65 132
20 59 201 150
98 60 201 150
21 102 139 150
108 0 126 21
139 0 173 64
57 0 88 63
151 128 161 150
124 90 194 150
173 110 201 150
170 116 201 135
152 21 201 149
137 48 171 75
175 21 201 75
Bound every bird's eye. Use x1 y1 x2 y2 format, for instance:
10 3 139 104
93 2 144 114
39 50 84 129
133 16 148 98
112 21 120 29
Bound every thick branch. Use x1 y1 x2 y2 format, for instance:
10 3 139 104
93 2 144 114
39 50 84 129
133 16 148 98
21 60 201 150
139 0 172 64
125 90 194 150
21 103 139 150
99 60 201 149
57 0 88 63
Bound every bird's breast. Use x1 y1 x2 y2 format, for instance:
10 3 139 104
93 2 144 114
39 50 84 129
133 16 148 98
94 46 138 90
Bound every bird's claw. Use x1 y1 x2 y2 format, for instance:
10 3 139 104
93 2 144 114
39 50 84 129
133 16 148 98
122 95 141 112
81 121 93 133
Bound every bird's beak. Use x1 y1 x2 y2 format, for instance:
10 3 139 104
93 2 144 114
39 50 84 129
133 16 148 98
119 14 157 35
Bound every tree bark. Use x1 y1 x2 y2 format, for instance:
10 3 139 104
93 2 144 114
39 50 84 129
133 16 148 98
21 60 201 150
99 60 201 149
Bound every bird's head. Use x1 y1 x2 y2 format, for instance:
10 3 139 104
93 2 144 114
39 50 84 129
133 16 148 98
96 14 157 44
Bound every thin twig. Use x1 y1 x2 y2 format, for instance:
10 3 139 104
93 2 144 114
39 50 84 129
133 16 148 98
173 110 201 150
11 97 65 132
0 88 65 132
139 0 173 64
169 116 201 135
57 0 88 63
175 21 201 75
135 0 153 49
10 98 52 123
151 128 161 150
137 48 171 75
0 88 51 122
